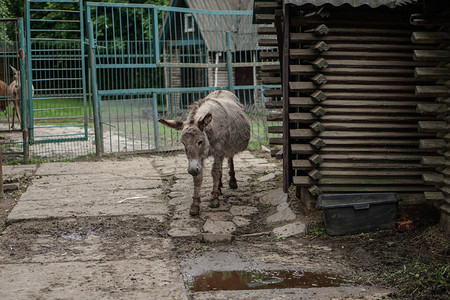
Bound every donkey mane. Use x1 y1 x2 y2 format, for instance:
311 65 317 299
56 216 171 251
187 97 209 125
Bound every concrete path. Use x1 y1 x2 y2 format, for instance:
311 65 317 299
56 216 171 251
0 151 390 299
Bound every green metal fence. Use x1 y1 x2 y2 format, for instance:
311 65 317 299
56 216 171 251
87 2 276 154
2 0 278 161
25 0 93 160
0 18 29 162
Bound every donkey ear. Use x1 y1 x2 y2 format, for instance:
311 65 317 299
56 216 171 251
10 65 17 74
158 118 184 131
198 112 212 131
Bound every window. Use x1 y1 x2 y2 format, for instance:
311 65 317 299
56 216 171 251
184 13 194 33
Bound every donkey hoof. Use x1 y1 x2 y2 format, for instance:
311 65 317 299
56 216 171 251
189 203 200 216
210 198 220 208
229 180 238 189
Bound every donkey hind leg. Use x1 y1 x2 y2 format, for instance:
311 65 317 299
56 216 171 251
190 172 203 216
228 157 238 189
210 156 224 208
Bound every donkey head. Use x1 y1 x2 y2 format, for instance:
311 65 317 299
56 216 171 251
158 112 212 176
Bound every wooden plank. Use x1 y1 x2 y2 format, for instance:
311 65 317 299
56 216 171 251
321 139 421 146
424 192 444 201
419 139 446 150
325 107 417 114
313 59 435 68
320 186 435 192
259 39 278 47
261 64 280 72
290 130 433 139
319 170 424 177
415 67 450 80
288 129 314 139
262 76 281 84
264 89 282 97
318 162 425 169
411 32 450 44
323 43 433 52
416 103 447 114
321 153 422 161
267 112 282 121
321 100 422 107
290 97 316 107
291 32 412 43
269 137 283 145
418 121 447 132
322 75 427 85
268 125 283 133
311 130 433 138
265 101 283 109
292 123 417 134
422 173 444 185
290 49 413 60
291 144 314 154
320 161 424 169
319 146 431 154
292 159 313 170
325 92 420 100
290 65 414 76
257 27 276 35
255 14 275 23
415 86 449 97
414 50 450 62
289 113 316 123
290 82 415 92
421 156 446 167
319 178 423 185
321 115 428 122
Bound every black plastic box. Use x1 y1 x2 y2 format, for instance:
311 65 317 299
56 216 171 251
318 193 401 236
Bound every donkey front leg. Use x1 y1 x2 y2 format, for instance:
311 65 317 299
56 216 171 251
210 155 224 208
228 157 238 189
190 172 203 216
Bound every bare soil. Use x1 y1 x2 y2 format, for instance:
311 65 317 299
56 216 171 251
0 152 448 299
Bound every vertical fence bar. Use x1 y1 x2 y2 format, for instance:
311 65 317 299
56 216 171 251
87 20 102 157
25 1 34 141
226 31 233 92
152 92 160 149
18 18 29 162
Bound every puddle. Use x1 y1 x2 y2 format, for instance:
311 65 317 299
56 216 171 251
186 270 345 292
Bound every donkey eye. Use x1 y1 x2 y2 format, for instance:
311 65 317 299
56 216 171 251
198 140 203 146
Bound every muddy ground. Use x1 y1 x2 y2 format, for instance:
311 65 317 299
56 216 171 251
0 151 449 299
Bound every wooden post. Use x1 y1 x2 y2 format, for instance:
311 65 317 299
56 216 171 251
0 148 3 199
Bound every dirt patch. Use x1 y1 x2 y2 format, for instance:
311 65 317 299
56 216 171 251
0 152 448 299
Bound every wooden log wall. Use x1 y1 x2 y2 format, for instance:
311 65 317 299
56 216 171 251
290 4 444 209
410 2 450 232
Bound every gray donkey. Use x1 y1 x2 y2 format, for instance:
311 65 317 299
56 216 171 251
159 90 250 216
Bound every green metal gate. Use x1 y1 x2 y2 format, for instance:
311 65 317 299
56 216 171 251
25 0 93 159
86 2 276 154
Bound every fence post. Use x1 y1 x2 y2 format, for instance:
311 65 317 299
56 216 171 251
152 93 160 149
226 32 233 92
87 21 102 157
18 18 29 162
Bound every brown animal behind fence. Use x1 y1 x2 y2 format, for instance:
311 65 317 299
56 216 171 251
0 66 22 129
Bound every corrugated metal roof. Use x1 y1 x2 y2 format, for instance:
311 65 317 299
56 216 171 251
183 0 259 52
186 0 253 11
285 0 418 8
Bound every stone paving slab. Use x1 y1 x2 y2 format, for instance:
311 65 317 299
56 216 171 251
0 259 187 300
8 158 166 222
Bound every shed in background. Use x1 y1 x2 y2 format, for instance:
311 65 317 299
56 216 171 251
254 0 450 233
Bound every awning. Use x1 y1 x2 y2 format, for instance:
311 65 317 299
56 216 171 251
285 0 418 9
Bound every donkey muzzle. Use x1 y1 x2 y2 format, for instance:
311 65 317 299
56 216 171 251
188 159 202 176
